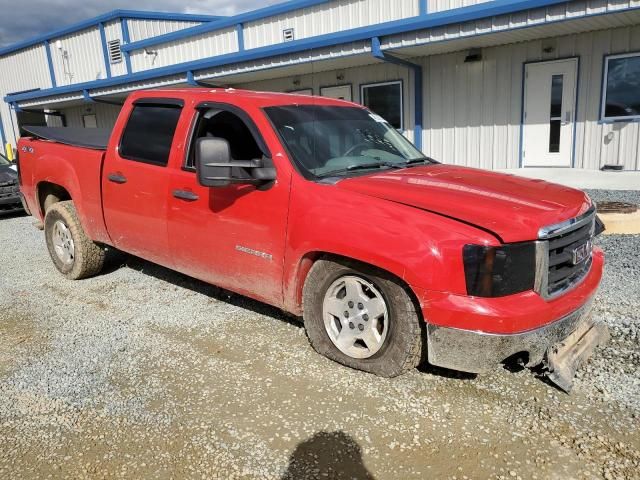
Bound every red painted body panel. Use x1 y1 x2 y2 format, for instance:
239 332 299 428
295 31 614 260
415 249 604 334
18 88 602 337
337 165 592 243
17 139 111 244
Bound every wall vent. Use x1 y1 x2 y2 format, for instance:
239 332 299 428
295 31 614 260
107 39 123 64
283 28 295 42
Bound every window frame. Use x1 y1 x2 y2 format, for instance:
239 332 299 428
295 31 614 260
359 80 404 131
118 98 184 167
600 51 640 122
183 102 272 172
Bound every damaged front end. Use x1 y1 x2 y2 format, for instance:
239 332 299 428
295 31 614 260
426 300 610 392
544 318 610 392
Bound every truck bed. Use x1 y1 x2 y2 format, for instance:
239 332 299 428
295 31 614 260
22 126 112 150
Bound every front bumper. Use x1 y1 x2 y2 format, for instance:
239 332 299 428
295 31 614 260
426 299 605 372
0 182 22 213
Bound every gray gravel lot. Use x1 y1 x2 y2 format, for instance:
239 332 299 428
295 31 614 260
0 206 639 479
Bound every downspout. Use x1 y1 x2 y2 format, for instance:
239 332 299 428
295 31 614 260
370 36 423 151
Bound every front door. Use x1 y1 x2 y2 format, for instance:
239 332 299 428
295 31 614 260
167 105 291 307
522 58 578 167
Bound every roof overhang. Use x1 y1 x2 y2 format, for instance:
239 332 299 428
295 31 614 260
7 0 640 109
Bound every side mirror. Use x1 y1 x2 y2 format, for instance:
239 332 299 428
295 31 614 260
195 137 277 188
195 137 233 187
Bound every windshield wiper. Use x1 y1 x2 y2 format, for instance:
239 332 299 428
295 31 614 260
320 161 398 178
401 157 438 167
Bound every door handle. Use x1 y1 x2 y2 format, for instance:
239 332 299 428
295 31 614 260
172 189 199 202
562 111 572 125
107 173 127 184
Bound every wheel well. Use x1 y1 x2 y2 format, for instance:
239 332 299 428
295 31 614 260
295 252 422 318
37 182 71 217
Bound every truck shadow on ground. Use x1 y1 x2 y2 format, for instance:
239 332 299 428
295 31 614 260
103 248 301 328
103 248 488 383
281 431 375 480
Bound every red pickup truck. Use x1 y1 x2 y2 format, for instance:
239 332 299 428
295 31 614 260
18 88 608 391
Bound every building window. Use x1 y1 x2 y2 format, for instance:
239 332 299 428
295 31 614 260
119 103 182 166
360 81 403 130
602 52 640 121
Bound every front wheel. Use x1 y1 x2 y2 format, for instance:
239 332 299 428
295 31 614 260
303 259 424 377
44 201 105 280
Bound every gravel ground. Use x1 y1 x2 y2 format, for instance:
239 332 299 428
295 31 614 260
585 189 640 207
0 208 639 479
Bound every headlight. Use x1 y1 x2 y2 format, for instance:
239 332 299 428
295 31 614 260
462 243 536 297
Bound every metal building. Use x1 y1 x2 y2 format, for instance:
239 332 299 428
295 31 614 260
1 0 639 170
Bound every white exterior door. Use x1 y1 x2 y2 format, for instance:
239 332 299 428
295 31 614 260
522 59 578 167
320 85 352 101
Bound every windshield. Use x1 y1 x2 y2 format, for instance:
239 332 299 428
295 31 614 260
264 105 431 178
0 153 9 166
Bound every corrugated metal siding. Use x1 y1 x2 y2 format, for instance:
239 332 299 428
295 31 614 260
56 103 122 129
0 44 53 143
196 41 371 80
49 27 107 85
383 0 640 50
237 61 416 141
129 27 238 72
244 0 420 50
103 20 127 77
429 0 493 13
421 25 640 170
126 19 201 42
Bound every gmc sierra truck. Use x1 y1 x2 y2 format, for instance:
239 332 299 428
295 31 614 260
18 88 609 391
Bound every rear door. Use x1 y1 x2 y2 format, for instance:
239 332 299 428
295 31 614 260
102 98 184 266
166 103 291 306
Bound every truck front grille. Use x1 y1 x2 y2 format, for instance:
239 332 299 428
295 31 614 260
0 181 19 198
537 207 596 299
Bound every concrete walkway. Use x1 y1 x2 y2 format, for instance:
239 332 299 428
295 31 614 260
499 168 639 190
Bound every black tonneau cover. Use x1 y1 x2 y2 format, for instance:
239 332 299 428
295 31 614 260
22 126 112 150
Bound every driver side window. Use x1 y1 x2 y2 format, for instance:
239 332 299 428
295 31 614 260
186 109 264 170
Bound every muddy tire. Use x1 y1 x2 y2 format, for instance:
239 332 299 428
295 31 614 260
44 201 105 280
303 258 424 377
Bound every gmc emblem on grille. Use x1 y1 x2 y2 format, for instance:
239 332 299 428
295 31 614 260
571 240 592 265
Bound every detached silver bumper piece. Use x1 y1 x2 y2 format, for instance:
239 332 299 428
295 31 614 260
426 301 610 391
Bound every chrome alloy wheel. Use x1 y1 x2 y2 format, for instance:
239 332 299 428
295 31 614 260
322 275 389 359
52 220 75 266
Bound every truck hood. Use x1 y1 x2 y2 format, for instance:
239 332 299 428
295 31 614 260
336 165 591 243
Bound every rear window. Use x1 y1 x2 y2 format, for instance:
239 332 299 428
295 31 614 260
119 103 182 166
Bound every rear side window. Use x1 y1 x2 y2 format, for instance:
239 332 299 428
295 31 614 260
119 103 182 166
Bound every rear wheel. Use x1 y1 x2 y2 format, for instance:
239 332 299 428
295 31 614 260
44 201 105 279
303 259 424 377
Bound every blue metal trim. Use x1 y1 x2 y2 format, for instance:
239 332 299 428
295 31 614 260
236 24 245 52
186 71 198 86
44 41 57 88
370 37 423 151
420 0 429 15
0 111 7 145
121 18 133 74
7 2 639 105
82 90 95 103
98 23 112 79
122 0 572 53
519 62 526 168
122 0 333 52
0 10 224 57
